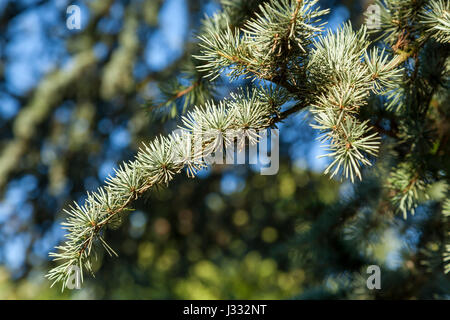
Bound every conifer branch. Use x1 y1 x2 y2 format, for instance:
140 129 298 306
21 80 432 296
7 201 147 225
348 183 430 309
47 0 420 289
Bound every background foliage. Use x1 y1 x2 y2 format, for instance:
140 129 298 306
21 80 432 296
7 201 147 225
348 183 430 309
0 0 448 299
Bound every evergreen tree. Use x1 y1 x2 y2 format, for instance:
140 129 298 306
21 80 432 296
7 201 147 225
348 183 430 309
43 0 450 296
